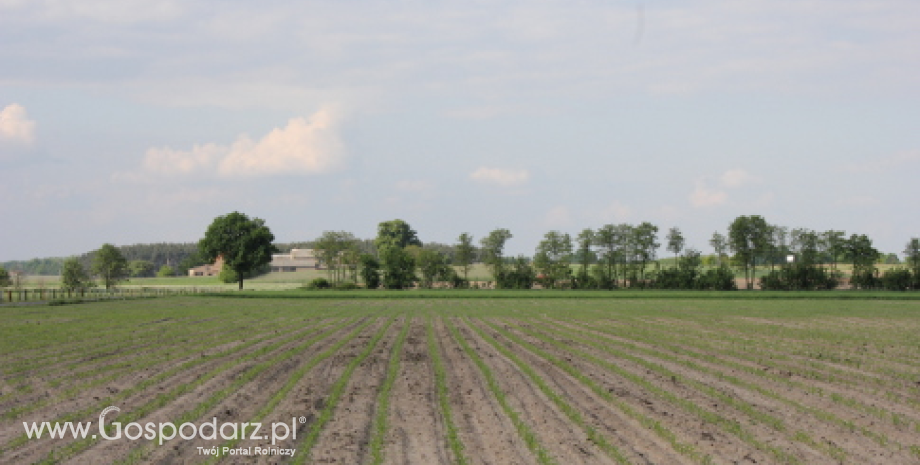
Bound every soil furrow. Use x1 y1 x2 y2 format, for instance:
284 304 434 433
454 317 613 465
0 318 324 450
5 318 351 464
383 317 449 464
135 317 382 464
433 317 535 465
570 317 920 441
532 318 891 464
499 318 782 464
469 317 691 465
308 317 403 464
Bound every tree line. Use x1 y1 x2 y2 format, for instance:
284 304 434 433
3 212 919 291
301 214 920 291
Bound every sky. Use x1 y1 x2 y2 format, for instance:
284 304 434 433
1 0 919 261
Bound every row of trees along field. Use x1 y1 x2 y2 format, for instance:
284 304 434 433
2 212 919 291
0 243 140 291
303 214 920 291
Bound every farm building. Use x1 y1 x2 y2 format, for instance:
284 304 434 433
271 248 320 272
187 255 224 277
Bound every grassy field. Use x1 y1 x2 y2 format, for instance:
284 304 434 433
12 262 909 293
3 295 920 464
8 265 496 291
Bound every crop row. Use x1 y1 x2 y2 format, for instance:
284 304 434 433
5 297 920 464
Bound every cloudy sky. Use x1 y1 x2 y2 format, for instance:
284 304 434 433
2 0 919 261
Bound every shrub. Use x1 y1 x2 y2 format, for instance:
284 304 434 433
218 265 238 284
335 282 359 290
441 268 466 289
573 269 602 289
759 264 840 291
157 265 175 278
495 257 536 289
305 277 331 290
698 267 737 290
880 268 913 291
849 267 879 290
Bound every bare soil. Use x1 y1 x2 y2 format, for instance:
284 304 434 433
6 299 920 465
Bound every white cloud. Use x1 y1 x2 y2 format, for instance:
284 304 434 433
597 200 632 222
469 167 530 187
143 143 222 175
842 149 920 173
3 0 183 23
755 191 776 208
218 111 345 177
720 168 756 188
0 104 36 145
688 169 757 207
140 109 346 178
690 181 727 208
543 206 572 228
395 180 433 192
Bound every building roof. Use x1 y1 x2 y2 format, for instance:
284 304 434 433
271 257 316 267
290 248 316 259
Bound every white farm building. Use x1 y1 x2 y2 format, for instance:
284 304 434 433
270 249 320 272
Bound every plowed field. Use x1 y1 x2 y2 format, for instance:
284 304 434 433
3 297 920 464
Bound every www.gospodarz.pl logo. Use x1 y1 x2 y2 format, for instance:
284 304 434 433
23 406 301 457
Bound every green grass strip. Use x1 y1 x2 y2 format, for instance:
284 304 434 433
292 316 396 464
464 317 631 465
444 317 557 465
368 317 413 464
426 316 468 465
198 289 920 300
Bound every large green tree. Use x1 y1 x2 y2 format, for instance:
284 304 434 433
417 249 450 289
770 226 790 270
594 224 629 288
129 260 156 278
728 215 770 289
791 228 821 265
314 231 359 286
534 231 573 289
61 257 92 291
574 229 595 288
92 243 129 290
379 245 416 289
665 227 684 266
903 238 919 275
0 266 12 288
374 219 422 251
480 228 512 283
455 233 476 281
359 254 381 289
373 219 421 289
198 212 277 290
843 233 879 289
822 230 846 271
709 231 728 267
632 221 660 286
